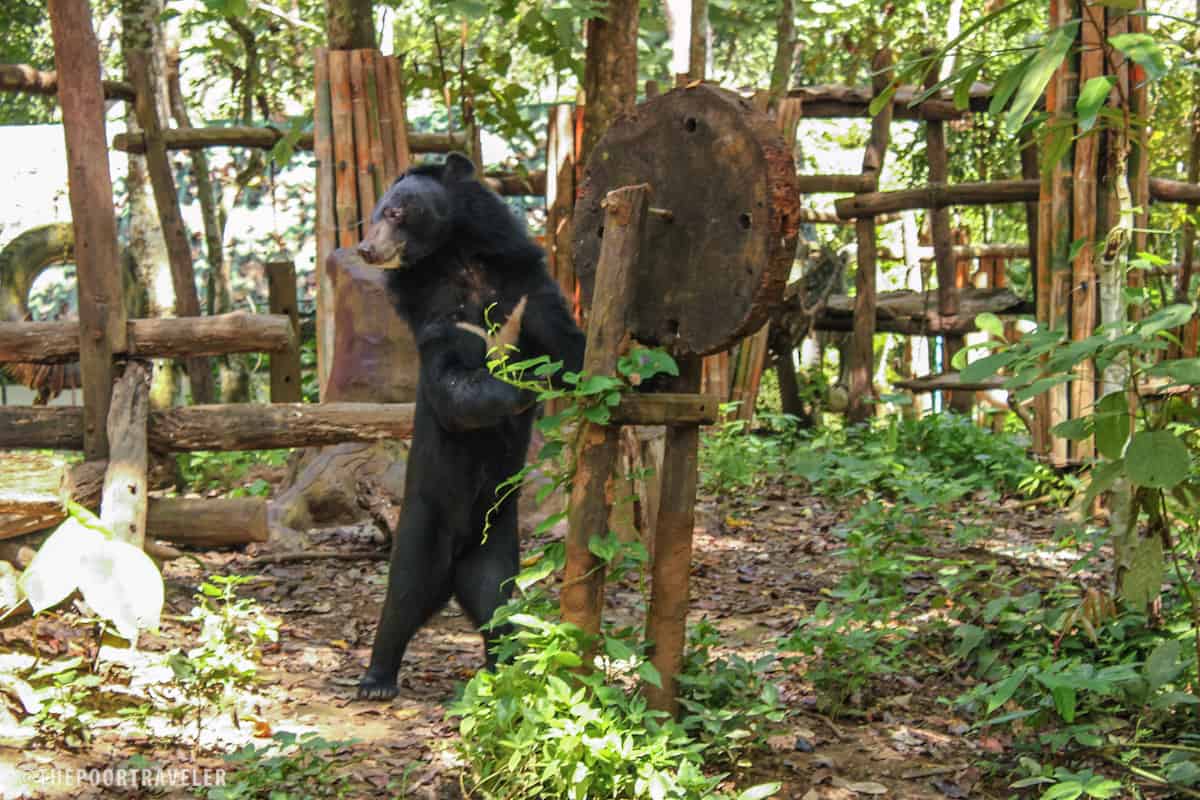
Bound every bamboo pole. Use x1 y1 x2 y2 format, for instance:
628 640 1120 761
47 0 127 459
373 52 398 183
384 56 412 173
314 49 338 394
328 50 358 250
348 50 377 231
561 184 649 642
111 126 462 155
362 50 387 200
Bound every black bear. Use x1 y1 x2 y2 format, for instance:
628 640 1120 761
355 153 586 700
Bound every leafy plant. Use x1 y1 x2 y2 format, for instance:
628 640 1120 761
202 731 361 800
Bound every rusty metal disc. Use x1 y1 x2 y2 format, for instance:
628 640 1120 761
573 84 799 357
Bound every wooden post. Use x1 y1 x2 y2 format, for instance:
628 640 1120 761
348 50 377 231
329 50 358 249
561 184 649 641
47 0 127 459
1126 4 1149 324
126 48 214 404
546 104 578 310
371 52 398 183
644 356 701 716
267 261 303 403
383 56 412 173
99 363 150 548
847 50 893 423
362 51 387 197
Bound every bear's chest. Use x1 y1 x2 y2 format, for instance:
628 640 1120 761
448 263 503 323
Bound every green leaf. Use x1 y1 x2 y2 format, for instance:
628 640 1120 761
1109 32 1168 81
1144 639 1182 690
1094 391 1130 459
1051 685 1077 722
1139 304 1194 337
975 312 1006 340
1051 417 1091 441
1006 23 1078 135
962 351 1017 383
604 636 636 662
637 661 663 689
989 54 1034 115
1150 358 1200 385
1083 459 1124 506
986 668 1027 714
1121 534 1164 613
953 60 984 111
1015 374 1073 403
1040 780 1084 800
1076 76 1115 132
1126 430 1190 488
868 82 897 117
737 783 783 800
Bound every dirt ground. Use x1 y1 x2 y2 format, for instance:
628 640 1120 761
0 475 1060 800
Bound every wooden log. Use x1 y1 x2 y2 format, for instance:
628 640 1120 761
562 184 648 641
848 50 893 424
100 363 150 547
1150 178 1200 205
147 497 268 546
314 48 337 396
348 50 377 233
126 47 213 404
482 171 548 196
834 180 1040 219
797 208 901 225
0 312 294 363
383 56 412 173
816 287 1032 335
795 174 876 194
267 262 303 403
48 0 127 460
372 52 398 183
787 82 997 121
893 371 1008 392
111 126 463 155
643 356 701 717
0 62 135 103
328 50 359 250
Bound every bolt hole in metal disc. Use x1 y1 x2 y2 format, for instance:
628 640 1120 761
573 84 800 357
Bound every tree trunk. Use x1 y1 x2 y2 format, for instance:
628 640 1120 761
768 0 796 107
324 0 375 50
581 0 639 166
121 0 178 409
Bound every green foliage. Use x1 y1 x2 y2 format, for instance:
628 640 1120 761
676 621 787 770
177 449 289 496
202 731 363 800
168 575 279 742
700 405 801 494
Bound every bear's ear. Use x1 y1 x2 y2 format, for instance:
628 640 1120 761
442 152 476 183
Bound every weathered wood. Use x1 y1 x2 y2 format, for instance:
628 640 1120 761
611 393 718 426
0 62 135 102
546 105 578 308
100 363 150 547
643 356 701 717
894 371 1008 392
372 52 398 183
48 0 127 459
328 50 359 250
795 174 876 194
1150 178 1200 205
482 170 548 196
848 50 893 423
348 50 377 234
0 312 294 364
1018 126 1041 289
575 85 800 356
1127 6 1150 323
562 184 649 641
920 243 1030 260
925 57 956 319
267 262 303 403
127 47 213 404
835 180 1040 219
789 82 1002 120
147 497 268 546
797 208 901 225
111 126 462 155
816 287 1032 334
362 50 387 199
314 48 338 392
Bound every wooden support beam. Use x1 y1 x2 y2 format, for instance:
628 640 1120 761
562 184 648 643
848 50 893 424
795 173 877 194
267 262 303 403
893 371 1008 392
797 208 901 225
482 170 548 196
0 312 295 364
127 46 214 403
99 363 149 547
644 357 702 717
147 498 268 546
611 393 718 425
112 126 465 156
1149 178 1200 205
835 180 1040 219
0 62 135 103
787 82 997 120
815 287 1032 335
48 0 127 460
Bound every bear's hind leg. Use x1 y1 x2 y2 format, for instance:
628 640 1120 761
452 504 519 669
359 500 454 700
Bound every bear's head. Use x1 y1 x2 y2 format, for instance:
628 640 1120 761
357 152 476 269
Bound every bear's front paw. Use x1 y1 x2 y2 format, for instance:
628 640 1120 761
357 672 400 701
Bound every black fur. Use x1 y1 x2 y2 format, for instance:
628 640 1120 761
358 154 586 700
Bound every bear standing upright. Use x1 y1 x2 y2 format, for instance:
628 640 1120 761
355 153 586 700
